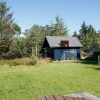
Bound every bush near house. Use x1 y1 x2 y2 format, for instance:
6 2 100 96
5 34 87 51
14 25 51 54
85 51 100 61
30 53 37 65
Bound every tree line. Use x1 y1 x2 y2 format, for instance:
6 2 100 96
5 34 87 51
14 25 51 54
0 0 100 60
73 22 100 52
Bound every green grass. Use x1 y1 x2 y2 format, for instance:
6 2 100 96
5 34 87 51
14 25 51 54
0 61 100 100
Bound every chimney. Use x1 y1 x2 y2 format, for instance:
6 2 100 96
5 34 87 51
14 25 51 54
60 40 69 47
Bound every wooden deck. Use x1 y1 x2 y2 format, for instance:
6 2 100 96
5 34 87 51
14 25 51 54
66 92 100 100
38 92 100 100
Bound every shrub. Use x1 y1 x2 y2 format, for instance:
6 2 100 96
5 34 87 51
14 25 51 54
30 53 37 65
0 51 22 60
85 51 100 61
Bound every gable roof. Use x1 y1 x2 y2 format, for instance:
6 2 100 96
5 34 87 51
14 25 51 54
45 36 83 48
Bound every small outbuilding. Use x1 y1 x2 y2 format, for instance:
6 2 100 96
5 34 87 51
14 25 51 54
41 36 83 60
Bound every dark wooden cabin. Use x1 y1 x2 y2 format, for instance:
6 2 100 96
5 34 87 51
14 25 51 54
41 36 83 60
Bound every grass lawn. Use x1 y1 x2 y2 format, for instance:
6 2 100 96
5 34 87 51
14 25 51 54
0 61 100 100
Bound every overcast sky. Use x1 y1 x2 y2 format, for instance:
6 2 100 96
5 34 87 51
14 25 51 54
7 0 100 34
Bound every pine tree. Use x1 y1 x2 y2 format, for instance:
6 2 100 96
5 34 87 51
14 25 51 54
87 25 96 47
73 31 79 38
79 21 88 49
53 15 68 36
79 22 97 51
0 0 15 55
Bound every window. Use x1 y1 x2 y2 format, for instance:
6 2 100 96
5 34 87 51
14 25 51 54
70 49 76 54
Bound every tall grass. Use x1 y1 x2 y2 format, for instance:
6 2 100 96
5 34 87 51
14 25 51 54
0 58 32 66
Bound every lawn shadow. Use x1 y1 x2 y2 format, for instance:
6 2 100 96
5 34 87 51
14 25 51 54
94 67 100 70
86 66 100 71
79 59 98 65
76 60 100 71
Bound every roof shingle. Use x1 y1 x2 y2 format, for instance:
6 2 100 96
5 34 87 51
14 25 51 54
46 36 83 47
